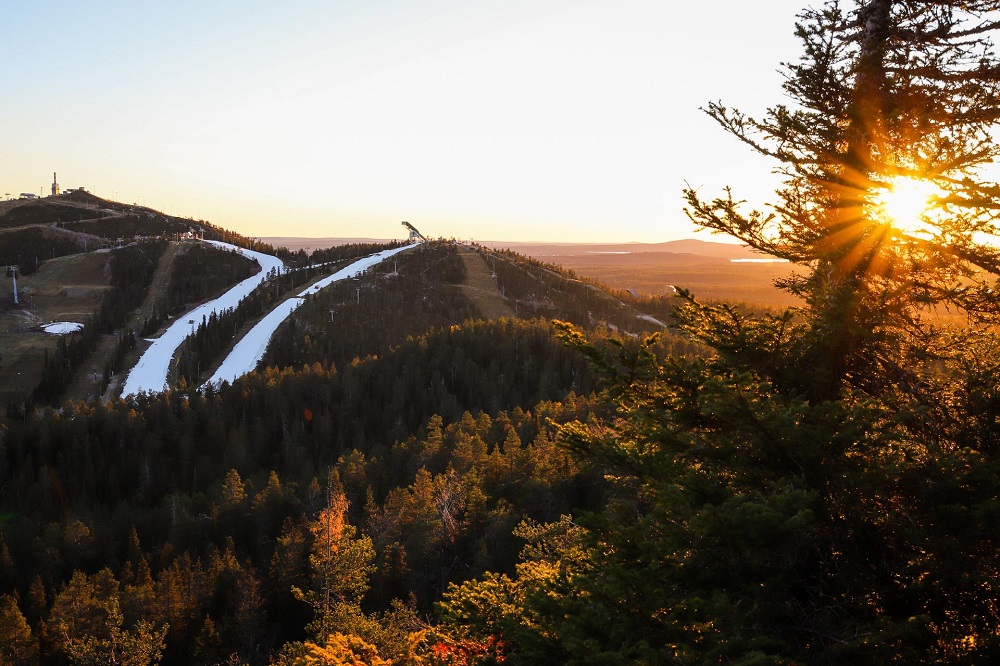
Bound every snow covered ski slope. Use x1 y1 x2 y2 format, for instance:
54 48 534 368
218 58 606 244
203 244 412 388
120 241 285 396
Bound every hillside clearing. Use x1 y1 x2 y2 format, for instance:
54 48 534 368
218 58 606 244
455 247 515 319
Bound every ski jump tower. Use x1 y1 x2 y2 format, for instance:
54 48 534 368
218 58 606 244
401 221 427 242
51 172 59 197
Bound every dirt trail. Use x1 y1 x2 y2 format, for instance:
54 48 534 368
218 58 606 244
61 242 189 402
133 241 187 326
456 247 515 320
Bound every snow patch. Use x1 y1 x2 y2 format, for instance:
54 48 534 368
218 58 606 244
637 314 667 328
42 322 84 334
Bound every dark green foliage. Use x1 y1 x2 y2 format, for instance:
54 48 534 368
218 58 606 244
685 0 1000 402
434 2 1000 664
480 245 661 333
165 244 259 313
0 202 87 229
437 326 1000 664
307 241 408 267
173 243 403 386
0 228 88 275
0 317 608 663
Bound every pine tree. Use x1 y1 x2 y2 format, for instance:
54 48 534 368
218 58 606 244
294 475 376 643
0 594 39 666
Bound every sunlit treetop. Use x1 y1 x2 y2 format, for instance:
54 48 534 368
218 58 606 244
683 0 1000 399
867 175 943 238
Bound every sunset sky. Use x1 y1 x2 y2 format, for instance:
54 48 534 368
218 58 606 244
2 0 805 243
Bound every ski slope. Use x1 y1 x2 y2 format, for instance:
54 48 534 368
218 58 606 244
203 244 412 388
120 241 285 396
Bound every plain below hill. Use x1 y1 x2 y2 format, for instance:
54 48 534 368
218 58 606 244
479 239 803 307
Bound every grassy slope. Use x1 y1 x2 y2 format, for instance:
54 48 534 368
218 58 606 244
455 246 515 319
0 252 111 401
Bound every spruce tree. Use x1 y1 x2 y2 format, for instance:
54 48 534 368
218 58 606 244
684 0 1000 400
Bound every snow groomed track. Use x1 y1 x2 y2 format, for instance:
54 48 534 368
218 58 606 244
202 243 413 389
121 241 286 396
122 241 414 396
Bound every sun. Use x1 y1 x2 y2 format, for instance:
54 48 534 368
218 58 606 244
870 176 941 236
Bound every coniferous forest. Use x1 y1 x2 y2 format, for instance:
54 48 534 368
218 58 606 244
4 1 1000 664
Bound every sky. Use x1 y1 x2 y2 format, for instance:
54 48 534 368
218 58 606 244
2 0 807 243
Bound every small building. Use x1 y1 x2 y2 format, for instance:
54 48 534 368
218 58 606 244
19 193 37 199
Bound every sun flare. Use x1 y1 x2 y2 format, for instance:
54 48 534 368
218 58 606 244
870 177 941 235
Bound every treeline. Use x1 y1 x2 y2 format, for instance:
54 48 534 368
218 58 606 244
307 241 408 266
262 243 698 383
197 224 294 262
63 214 194 241
0 228 90 275
0 202 87 229
166 244 260 312
480 246 664 334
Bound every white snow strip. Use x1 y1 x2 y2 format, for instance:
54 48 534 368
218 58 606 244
202 244 412 389
42 322 84 334
205 297 305 387
299 244 411 296
120 241 285 396
637 314 667 328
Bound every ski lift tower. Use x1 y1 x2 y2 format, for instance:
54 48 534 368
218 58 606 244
401 221 427 243
6 265 18 304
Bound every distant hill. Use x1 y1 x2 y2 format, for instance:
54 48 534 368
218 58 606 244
479 238 767 260
260 237 767 260
260 236 392 251
261 236 799 305
0 194 290 274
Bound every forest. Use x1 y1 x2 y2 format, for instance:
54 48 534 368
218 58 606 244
5 1 1000 664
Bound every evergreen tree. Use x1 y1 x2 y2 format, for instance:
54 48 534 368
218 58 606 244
684 0 1000 400
0 594 39 666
